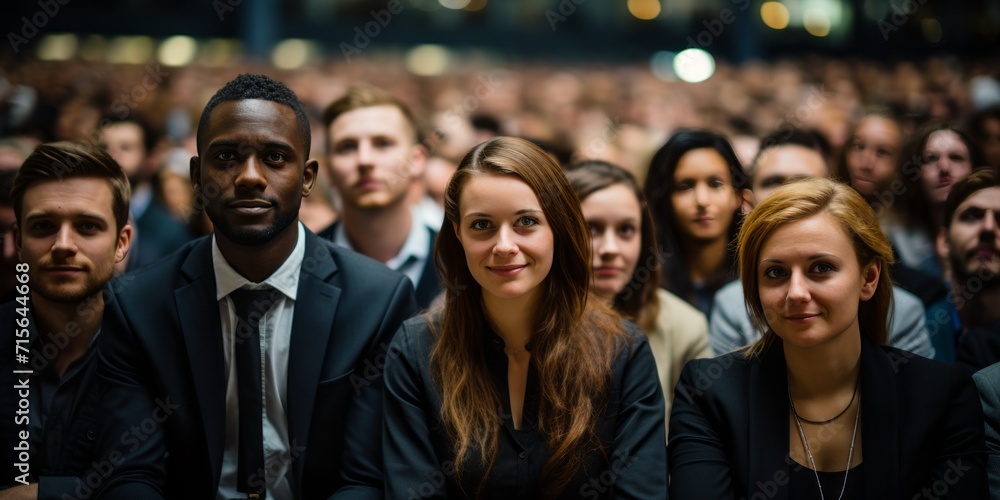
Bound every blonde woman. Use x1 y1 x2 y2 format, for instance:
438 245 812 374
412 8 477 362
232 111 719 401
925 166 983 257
668 177 986 499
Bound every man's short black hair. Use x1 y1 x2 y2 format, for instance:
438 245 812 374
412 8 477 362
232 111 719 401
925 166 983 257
196 74 311 156
748 127 830 182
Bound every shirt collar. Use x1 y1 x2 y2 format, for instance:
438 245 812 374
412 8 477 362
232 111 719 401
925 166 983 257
332 211 429 272
212 221 306 301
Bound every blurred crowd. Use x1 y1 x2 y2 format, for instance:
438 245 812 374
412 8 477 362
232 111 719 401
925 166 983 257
0 53 998 312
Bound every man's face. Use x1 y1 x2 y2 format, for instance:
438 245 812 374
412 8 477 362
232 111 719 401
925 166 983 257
326 105 425 212
980 118 1000 171
845 116 901 198
100 122 146 181
15 178 131 303
191 99 317 246
940 187 1000 280
751 145 829 206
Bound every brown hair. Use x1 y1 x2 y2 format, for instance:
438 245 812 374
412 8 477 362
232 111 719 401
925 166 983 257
739 177 894 358
432 136 625 496
943 167 1000 230
12 141 131 232
566 160 661 332
322 84 421 144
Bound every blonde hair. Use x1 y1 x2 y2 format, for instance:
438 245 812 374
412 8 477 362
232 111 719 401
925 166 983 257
739 177 894 358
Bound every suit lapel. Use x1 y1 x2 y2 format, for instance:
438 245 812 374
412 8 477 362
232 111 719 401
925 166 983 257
413 226 440 308
860 338 899 498
175 238 227 486
748 342 790 500
287 232 340 486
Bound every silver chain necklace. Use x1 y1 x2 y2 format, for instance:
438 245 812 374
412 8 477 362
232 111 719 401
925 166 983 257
789 392 861 500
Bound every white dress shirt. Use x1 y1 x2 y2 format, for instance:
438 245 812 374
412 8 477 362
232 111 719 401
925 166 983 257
212 222 305 500
332 212 429 289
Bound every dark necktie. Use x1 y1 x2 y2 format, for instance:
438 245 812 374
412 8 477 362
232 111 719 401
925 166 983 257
230 287 279 500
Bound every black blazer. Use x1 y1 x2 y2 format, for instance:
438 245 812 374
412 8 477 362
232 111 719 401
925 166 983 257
957 324 1000 372
383 316 667 499
95 229 418 499
317 221 442 309
129 201 194 270
668 337 988 499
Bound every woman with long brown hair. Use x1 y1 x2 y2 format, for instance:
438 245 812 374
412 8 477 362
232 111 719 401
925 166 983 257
383 137 667 499
566 160 711 430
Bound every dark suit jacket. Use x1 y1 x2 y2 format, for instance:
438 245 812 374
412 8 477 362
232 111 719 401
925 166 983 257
972 362 1000 498
317 221 441 309
95 229 417 499
0 290 113 499
130 201 194 270
668 337 988 499
958 324 1000 372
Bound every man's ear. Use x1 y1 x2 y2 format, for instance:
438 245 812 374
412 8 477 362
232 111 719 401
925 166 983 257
936 226 950 261
407 143 428 180
115 224 134 264
189 156 201 190
740 189 755 216
302 159 319 198
859 260 881 301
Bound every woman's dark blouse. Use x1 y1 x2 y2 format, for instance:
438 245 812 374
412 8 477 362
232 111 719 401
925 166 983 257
383 316 667 499
788 462 863 499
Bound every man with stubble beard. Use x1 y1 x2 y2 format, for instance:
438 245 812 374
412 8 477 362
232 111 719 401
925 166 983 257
0 142 132 500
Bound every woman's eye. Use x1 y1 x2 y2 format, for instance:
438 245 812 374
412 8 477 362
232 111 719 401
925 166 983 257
812 262 835 273
763 267 786 279
618 224 637 237
470 220 491 230
517 216 539 227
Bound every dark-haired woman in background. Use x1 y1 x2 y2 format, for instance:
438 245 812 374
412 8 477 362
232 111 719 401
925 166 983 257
383 137 667 499
892 122 987 281
644 129 749 317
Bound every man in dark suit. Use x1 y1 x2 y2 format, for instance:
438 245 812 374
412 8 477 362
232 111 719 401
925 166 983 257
0 142 133 499
99 118 192 269
95 74 417 499
320 85 441 309
946 168 1000 369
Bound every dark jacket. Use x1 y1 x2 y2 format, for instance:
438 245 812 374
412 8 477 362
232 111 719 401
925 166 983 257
383 316 668 499
668 337 988 499
95 230 417 499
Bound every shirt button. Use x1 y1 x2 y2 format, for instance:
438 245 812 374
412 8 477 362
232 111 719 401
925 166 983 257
518 451 526 459
86 429 96 440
